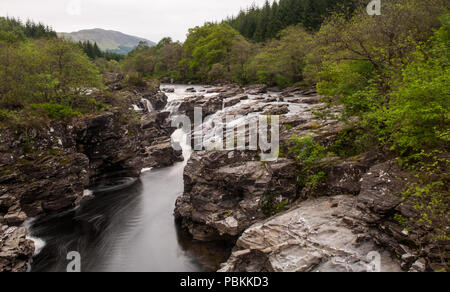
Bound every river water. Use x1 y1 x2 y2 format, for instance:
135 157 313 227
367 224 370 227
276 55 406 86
28 84 231 272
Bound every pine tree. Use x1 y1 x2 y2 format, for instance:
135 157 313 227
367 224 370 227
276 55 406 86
225 0 357 42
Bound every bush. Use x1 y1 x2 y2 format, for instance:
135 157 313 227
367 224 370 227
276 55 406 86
383 16 450 156
30 103 81 120
399 151 449 268
125 73 147 87
0 109 13 122
287 135 328 190
316 61 380 116
330 126 378 158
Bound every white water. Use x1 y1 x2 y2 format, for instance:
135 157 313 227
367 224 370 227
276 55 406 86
28 84 229 272
27 83 306 272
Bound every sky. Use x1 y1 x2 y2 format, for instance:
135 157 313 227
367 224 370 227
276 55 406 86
1 0 271 42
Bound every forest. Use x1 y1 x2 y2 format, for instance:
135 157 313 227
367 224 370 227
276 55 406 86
225 0 357 41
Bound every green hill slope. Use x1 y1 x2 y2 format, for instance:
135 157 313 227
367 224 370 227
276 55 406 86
58 28 155 54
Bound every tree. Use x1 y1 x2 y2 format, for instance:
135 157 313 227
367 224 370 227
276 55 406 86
0 38 100 109
225 0 357 42
245 26 312 86
181 23 247 81
310 0 447 93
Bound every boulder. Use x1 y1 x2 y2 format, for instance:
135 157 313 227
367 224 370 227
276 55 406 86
175 151 299 241
178 95 224 120
143 138 183 168
223 94 249 108
245 84 268 95
162 87 175 93
219 196 402 272
0 226 35 272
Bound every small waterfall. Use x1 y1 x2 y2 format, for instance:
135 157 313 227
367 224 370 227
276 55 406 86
141 98 154 112
166 100 182 116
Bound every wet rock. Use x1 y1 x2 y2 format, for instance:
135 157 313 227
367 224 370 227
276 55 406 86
267 86 283 93
74 112 144 185
186 87 197 93
0 226 34 272
353 160 449 271
244 84 267 95
223 94 248 108
357 160 407 218
4 209 27 226
281 87 317 97
144 92 168 111
409 258 427 272
219 196 402 272
162 87 175 93
286 95 322 105
206 84 242 94
178 95 224 120
143 138 183 168
302 151 381 198
160 77 174 84
140 112 170 130
0 82 180 271
175 151 298 241
263 104 289 115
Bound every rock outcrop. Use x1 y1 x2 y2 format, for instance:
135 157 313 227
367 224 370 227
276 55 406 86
219 196 402 272
174 84 447 272
0 82 181 271
178 94 224 120
175 151 298 241
0 225 34 272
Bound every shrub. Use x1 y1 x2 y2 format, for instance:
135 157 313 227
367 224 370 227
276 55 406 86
125 73 147 87
373 15 450 157
30 103 81 120
0 109 13 122
287 135 328 190
330 126 378 158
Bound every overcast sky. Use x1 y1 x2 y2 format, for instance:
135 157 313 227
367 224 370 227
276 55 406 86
1 0 271 42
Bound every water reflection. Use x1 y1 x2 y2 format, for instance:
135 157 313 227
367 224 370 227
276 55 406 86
30 168 230 272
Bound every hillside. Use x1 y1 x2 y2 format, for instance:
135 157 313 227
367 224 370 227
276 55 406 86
58 28 155 54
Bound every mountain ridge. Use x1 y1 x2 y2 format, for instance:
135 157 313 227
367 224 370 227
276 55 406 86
58 28 155 55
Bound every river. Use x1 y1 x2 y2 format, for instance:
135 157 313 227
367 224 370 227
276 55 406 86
28 84 231 272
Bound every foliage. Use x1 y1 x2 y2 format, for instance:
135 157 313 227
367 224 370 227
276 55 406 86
122 37 184 80
400 151 450 266
383 18 450 156
0 38 101 110
225 0 357 42
245 26 312 86
330 126 378 158
77 40 124 61
0 18 117 130
0 17 56 43
30 103 81 120
287 135 328 190
309 0 446 93
181 23 250 82
311 1 448 158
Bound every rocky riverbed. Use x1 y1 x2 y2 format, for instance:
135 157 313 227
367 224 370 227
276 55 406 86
1 81 445 272
171 83 445 272
0 79 182 272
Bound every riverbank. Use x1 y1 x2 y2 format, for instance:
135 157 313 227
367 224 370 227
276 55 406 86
1 82 446 272
169 83 446 272
0 78 182 272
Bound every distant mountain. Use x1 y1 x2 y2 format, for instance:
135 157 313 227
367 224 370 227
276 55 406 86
58 28 155 55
